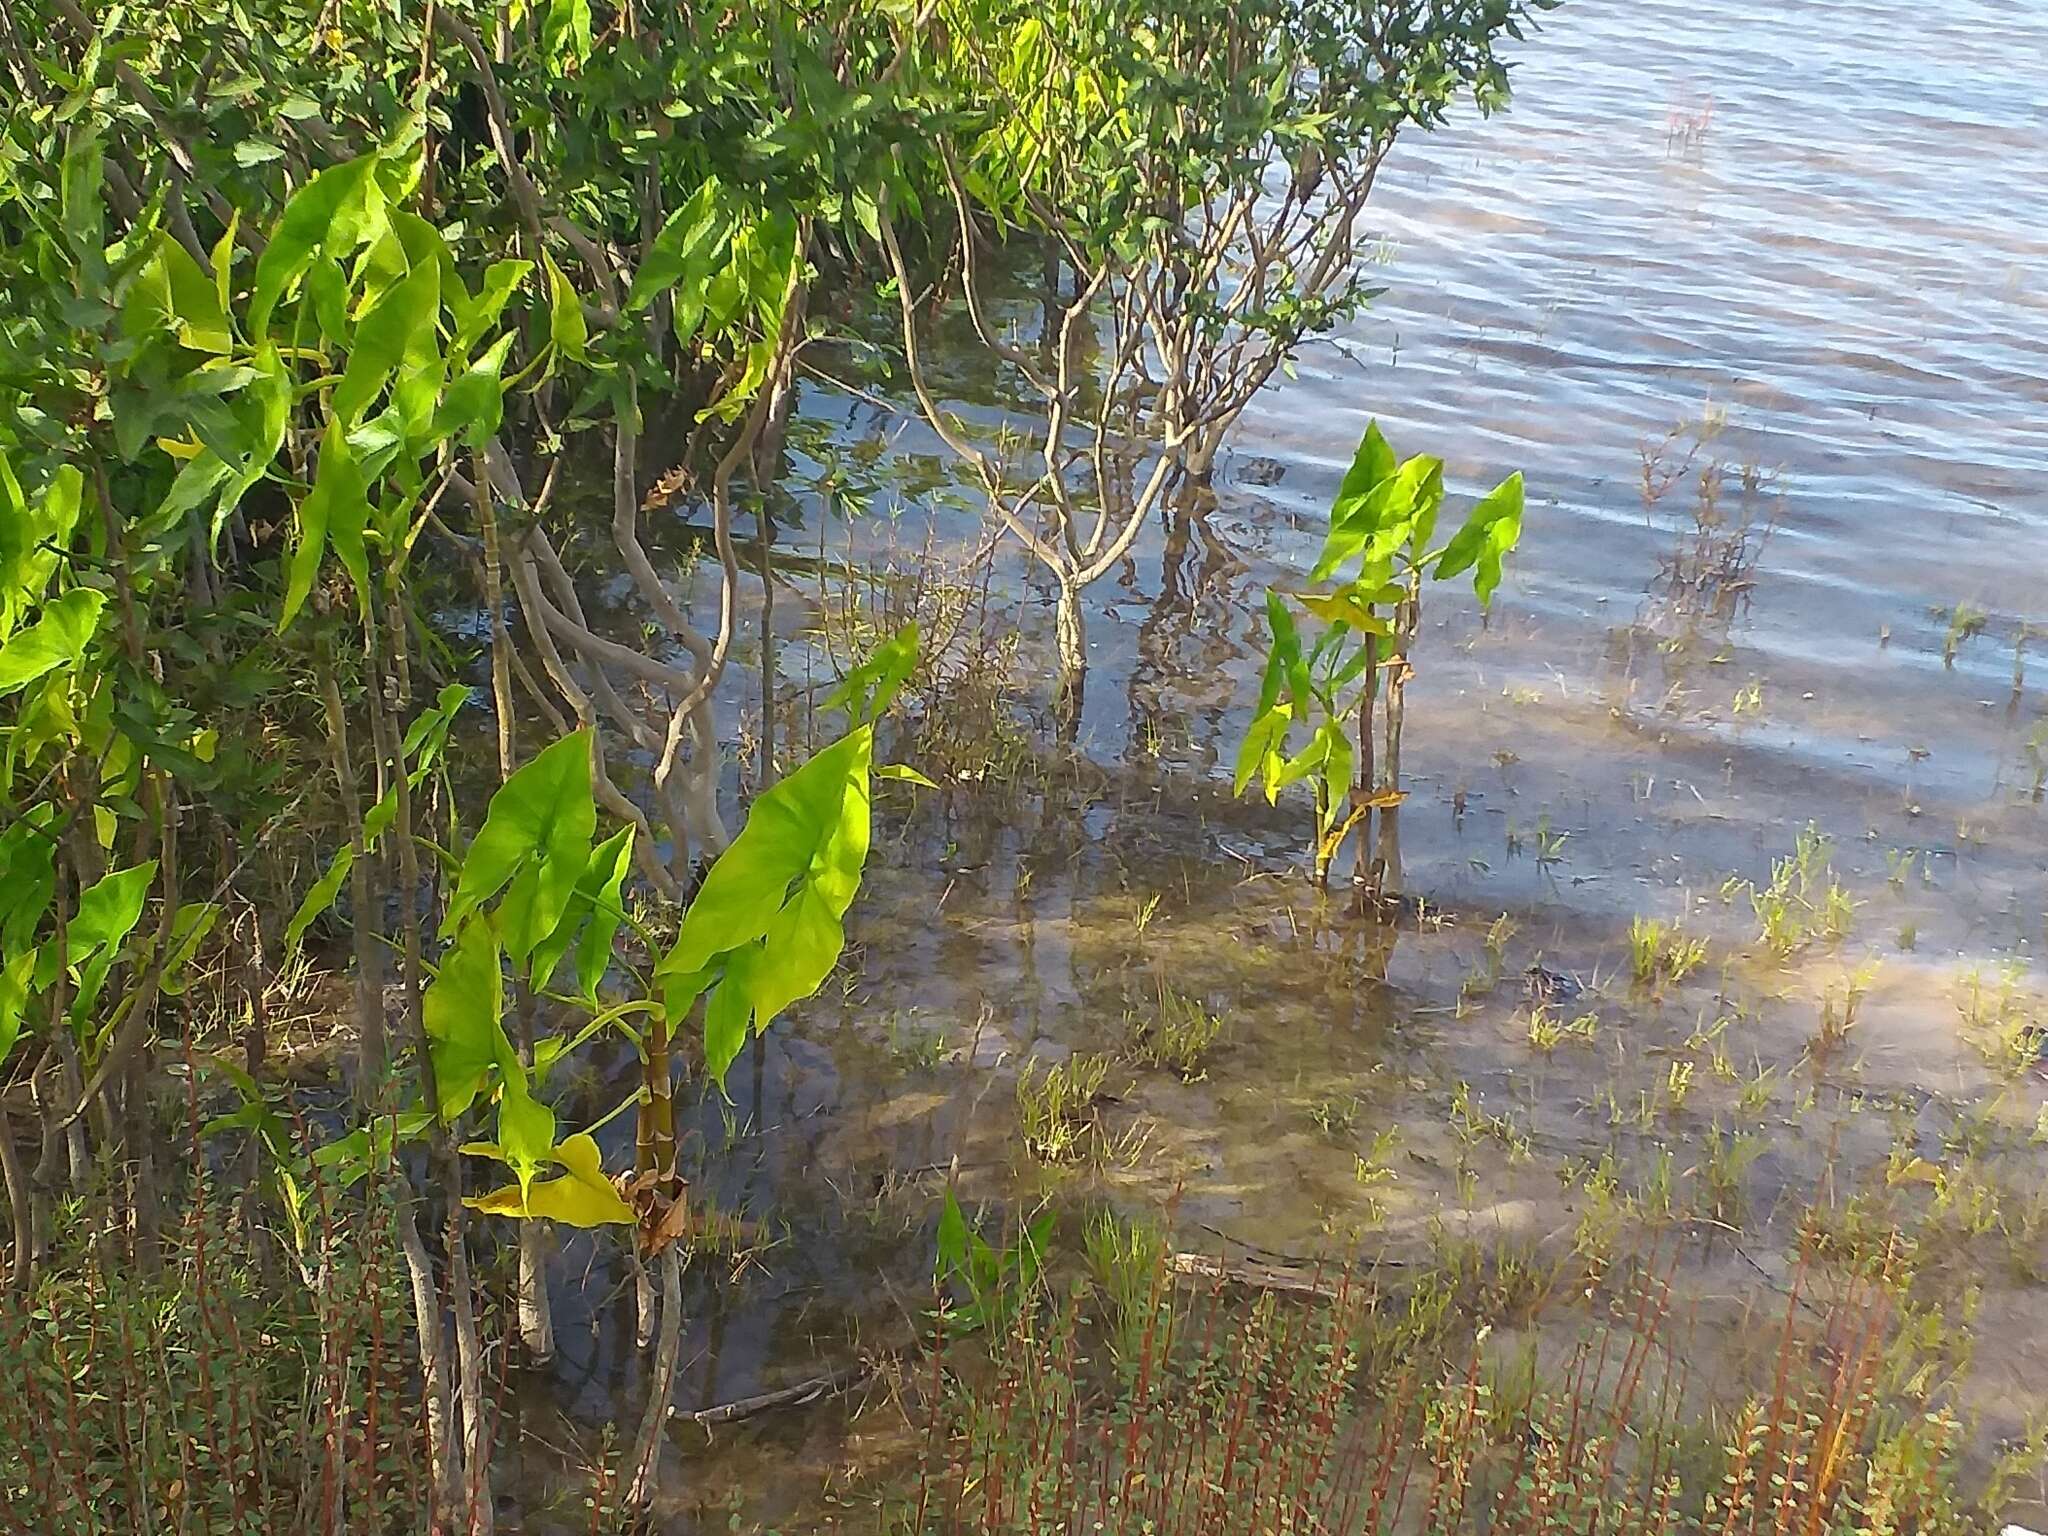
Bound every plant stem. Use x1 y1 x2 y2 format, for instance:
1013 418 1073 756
0 1102 32 1295
380 580 492 1531
319 643 385 1093
1353 632 1379 895
627 1242 684 1506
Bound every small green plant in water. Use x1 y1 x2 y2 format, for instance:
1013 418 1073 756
1815 960 1880 1059
1956 960 2039 1076
1234 420 1524 892
886 1012 948 1072
1016 1053 1111 1163
1526 1006 1599 1052
1629 915 1709 985
1125 982 1224 1080
934 1189 1051 1334
1723 823 1854 960
1083 1207 1167 1365
1352 1125 1402 1222
1698 1119 1765 1222
1308 1093 1362 1139
1939 600 1987 666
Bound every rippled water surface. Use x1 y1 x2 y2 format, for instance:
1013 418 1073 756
512 5 2048 1526
1243 0 2048 850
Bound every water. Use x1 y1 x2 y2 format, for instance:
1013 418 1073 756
509 3 2048 1525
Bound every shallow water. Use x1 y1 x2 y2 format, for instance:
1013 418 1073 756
503 2 2048 1525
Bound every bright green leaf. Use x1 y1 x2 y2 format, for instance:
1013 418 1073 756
543 251 587 365
822 623 919 723
626 181 724 313
0 589 104 696
423 918 509 1122
249 155 384 336
443 731 596 962
284 847 353 956
1433 472 1525 606
280 419 369 629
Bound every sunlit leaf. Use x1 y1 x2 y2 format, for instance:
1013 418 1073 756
495 1063 556 1200
1433 472 1525 606
249 155 385 335
65 860 158 1026
1328 421 1395 534
453 259 532 352
660 721 882 1090
1312 453 1442 582
435 333 516 448
0 949 36 1071
443 731 596 965
59 126 104 263
156 901 221 997
1232 702 1292 799
466 1132 632 1226
0 461 81 636
543 250 587 365
284 847 353 956
823 625 919 726
1296 590 1392 634
0 590 105 696
333 251 439 425
542 0 594 67
0 806 59 952
155 235 233 354
423 918 509 1122
936 1186 969 1273
527 824 633 998
626 180 725 313
279 418 369 629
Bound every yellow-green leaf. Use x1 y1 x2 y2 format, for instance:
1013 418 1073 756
466 1132 631 1226
543 250 587 365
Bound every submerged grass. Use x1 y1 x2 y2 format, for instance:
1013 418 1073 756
1722 824 1855 960
1124 983 1225 1081
1627 916 1709 986
1017 1054 1112 1164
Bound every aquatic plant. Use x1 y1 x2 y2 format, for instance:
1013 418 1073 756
1629 916 1709 986
0 1156 429 1532
1124 982 1225 1081
1235 421 1525 894
1016 1054 1112 1164
1083 1206 1169 1365
1722 824 1855 960
936 1189 1053 1334
1939 600 1988 667
1526 1006 1599 1052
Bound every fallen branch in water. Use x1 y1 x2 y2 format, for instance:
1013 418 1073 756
673 1358 877 1428
1168 1249 1355 1299
1194 1223 1411 1273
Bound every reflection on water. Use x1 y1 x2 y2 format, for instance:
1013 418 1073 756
509 3 2048 1527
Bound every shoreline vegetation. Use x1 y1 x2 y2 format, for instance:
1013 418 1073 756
4 1 2046 1531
